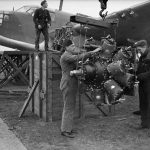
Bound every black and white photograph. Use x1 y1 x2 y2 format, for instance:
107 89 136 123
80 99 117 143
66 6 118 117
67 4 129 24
0 0 150 150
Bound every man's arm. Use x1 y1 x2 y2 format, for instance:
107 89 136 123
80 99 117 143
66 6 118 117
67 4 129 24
63 47 101 63
47 10 51 26
62 51 91 63
33 9 39 25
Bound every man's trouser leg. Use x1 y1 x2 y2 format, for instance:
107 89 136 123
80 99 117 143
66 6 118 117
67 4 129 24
139 84 148 127
35 28 41 50
42 27 49 51
61 84 77 132
141 83 150 128
146 91 150 128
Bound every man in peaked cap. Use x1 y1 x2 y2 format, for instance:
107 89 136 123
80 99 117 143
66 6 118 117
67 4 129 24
134 40 150 128
33 0 51 51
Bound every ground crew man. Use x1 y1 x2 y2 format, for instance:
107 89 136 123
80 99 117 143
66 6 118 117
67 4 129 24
135 40 150 128
33 0 51 51
60 39 101 138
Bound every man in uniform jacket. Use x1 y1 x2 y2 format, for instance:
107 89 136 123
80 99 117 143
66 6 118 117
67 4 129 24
136 40 150 128
60 39 102 138
33 0 51 51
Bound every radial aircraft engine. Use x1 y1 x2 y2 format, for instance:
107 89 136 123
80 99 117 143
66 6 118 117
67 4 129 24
70 35 140 106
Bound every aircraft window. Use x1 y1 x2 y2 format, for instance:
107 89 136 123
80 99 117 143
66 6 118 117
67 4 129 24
0 13 3 26
16 6 29 12
3 11 10 15
16 6 39 13
27 9 34 14
0 14 3 18
0 18 2 26
27 7 37 15
4 15 9 21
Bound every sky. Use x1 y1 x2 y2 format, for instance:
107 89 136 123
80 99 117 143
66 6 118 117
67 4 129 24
0 0 148 17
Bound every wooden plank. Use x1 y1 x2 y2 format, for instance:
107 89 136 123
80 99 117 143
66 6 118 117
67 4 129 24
39 53 42 118
41 52 48 121
29 54 34 112
19 79 39 118
37 52 48 121
33 53 40 116
47 53 53 121
45 52 49 121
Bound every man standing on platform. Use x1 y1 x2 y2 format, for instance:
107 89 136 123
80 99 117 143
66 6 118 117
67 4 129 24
60 39 101 138
33 0 51 51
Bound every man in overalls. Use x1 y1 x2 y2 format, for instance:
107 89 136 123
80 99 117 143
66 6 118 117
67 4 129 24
60 39 101 138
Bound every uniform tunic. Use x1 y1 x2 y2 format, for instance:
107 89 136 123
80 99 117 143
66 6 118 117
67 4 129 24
137 49 150 128
60 45 91 132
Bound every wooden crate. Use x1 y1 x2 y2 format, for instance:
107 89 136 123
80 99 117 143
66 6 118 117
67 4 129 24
29 51 63 121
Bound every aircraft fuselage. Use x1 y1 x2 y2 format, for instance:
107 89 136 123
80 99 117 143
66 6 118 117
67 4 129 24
0 1 150 48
